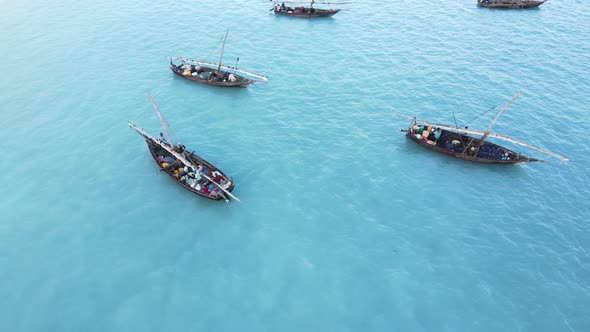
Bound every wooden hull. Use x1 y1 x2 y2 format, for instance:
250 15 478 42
405 128 539 165
146 139 235 201
273 8 340 18
170 63 253 88
478 0 546 8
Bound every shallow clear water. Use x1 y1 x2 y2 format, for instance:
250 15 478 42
1 0 589 331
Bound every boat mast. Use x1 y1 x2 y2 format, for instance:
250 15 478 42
479 91 521 143
147 91 173 147
217 29 228 73
471 91 521 158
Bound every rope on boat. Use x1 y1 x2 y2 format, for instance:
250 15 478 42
461 104 498 128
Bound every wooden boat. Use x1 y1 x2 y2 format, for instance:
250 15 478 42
128 92 239 202
271 1 349 18
399 92 568 165
478 0 546 8
170 30 267 88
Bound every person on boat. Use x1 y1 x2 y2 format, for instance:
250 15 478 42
158 132 167 143
203 184 218 196
186 168 204 188
205 184 219 197
179 166 190 178
188 167 198 179
220 178 232 190
186 173 197 188
212 171 223 184
444 140 452 151
176 143 186 154
228 73 237 82
197 164 209 177
434 128 442 141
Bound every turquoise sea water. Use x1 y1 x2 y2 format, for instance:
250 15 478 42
1 0 590 331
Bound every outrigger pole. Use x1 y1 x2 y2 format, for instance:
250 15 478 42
177 57 268 81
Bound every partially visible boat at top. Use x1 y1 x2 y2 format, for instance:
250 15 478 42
128 92 239 202
398 92 568 165
478 0 546 8
170 30 267 88
271 1 350 18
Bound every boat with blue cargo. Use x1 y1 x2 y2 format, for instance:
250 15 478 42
399 92 568 165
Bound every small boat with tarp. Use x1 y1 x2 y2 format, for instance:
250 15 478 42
170 30 267 88
478 0 546 8
271 1 350 18
398 92 568 165
128 92 239 202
